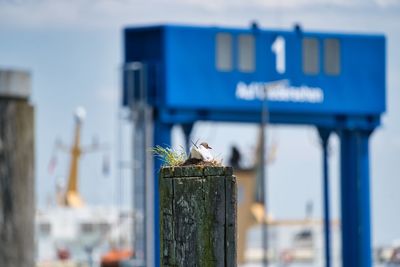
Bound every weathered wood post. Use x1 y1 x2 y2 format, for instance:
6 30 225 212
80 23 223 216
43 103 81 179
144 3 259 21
0 70 35 267
159 166 237 267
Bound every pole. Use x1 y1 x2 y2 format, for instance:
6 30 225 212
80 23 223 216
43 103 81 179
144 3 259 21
260 87 269 266
318 128 332 267
126 62 148 266
339 129 372 267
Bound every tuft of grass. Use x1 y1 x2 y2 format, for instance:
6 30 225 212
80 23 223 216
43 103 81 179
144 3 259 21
151 145 187 167
209 158 223 167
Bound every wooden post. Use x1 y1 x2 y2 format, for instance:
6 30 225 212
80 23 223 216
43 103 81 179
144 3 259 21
0 70 35 267
159 166 237 267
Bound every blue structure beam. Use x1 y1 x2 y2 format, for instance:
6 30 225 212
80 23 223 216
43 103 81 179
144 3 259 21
153 120 172 267
339 129 372 267
159 109 380 131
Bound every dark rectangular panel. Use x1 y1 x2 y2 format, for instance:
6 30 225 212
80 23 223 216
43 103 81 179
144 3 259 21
303 37 319 75
216 33 233 71
324 38 341 75
238 34 255 72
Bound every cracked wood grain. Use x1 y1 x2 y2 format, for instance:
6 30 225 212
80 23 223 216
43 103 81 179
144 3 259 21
160 167 237 267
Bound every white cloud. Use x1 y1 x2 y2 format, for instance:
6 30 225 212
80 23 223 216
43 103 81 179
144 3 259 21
375 0 400 7
185 0 369 9
0 0 398 30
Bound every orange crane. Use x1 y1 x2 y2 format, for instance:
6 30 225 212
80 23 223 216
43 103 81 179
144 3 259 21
63 107 86 207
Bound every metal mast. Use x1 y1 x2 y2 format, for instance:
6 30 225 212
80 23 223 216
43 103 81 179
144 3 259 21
124 62 150 266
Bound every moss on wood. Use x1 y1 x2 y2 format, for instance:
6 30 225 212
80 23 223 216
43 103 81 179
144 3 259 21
159 166 236 267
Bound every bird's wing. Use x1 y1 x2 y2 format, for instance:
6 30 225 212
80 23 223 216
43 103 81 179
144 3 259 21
189 146 203 160
199 147 213 162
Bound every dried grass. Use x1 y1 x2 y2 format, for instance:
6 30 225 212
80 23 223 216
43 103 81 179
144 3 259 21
152 145 223 167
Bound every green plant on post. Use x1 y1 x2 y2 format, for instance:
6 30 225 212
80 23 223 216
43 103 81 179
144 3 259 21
151 145 187 167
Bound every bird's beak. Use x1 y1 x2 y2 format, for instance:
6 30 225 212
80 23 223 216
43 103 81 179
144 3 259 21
207 145 212 149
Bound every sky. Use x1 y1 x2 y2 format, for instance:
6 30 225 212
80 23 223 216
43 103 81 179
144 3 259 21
0 0 399 246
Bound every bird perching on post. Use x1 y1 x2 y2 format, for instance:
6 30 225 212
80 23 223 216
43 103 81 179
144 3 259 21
159 156 237 266
189 142 214 162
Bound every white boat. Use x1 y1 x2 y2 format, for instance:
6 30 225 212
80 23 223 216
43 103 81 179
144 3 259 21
36 206 133 266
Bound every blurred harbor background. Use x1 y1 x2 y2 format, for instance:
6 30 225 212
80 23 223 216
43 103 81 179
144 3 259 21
0 0 399 266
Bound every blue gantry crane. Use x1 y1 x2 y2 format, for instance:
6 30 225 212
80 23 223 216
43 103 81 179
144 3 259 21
122 24 386 267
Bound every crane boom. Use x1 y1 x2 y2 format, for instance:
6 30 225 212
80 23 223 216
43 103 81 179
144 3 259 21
62 107 86 208
64 116 84 207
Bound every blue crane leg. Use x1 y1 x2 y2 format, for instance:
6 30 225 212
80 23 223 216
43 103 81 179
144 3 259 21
340 130 372 267
318 128 332 267
153 120 172 267
181 123 193 153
